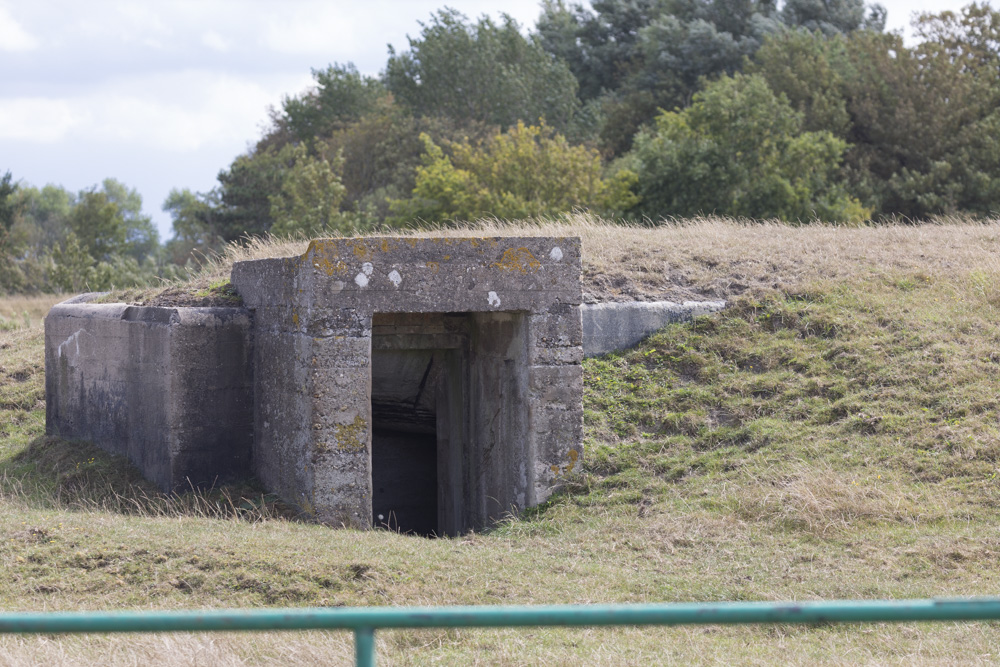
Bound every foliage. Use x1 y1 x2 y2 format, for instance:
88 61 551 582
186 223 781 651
162 187 223 266
12 0 997 298
780 0 886 34
318 102 495 226
275 63 388 147
385 9 580 133
0 172 25 291
536 0 884 156
268 144 352 238
100 178 159 264
0 172 17 241
751 7 1000 218
1 176 176 295
628 73 867 222
212 148 288 241
389 122 638 224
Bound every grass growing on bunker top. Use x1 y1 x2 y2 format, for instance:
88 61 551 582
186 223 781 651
4 219 1000 664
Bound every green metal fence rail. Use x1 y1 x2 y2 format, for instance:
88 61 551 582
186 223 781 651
3 599 999 666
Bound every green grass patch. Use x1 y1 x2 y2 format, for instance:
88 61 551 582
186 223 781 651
3 262 1000 662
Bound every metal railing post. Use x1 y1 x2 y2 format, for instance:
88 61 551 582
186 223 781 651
355 626 375 667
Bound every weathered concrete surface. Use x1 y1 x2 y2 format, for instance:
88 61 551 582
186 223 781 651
231 237 583 533
582 300 726 357
44 294 253 491
45 237 729 532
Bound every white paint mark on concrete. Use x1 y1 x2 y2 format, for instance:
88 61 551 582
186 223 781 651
388 269 402 287
362 262 374 276
549 246 563 262
57 329 84 360
487 291 501 308
354 273 369 288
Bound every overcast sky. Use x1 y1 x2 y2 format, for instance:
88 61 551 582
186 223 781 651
0 0 982 240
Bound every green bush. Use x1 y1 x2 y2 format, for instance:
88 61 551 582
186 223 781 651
628 73 868 223
389 121 638 224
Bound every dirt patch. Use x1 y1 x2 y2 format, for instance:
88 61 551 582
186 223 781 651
144 287 241 308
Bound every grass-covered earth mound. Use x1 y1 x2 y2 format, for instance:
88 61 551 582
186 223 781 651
2 218 1000 664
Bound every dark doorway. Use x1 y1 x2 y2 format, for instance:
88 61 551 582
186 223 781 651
370 312 477 536
371 427 437 535
370 346 440 535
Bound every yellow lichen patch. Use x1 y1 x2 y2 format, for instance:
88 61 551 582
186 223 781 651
291 309 299 327
334 415 369 452
552 449 580 478
380 238 390 253
351 241 372 260
306 242 349 277
493 247 541 273
426 261 440 274
565 448 579 474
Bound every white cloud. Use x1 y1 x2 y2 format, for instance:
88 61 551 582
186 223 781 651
262 5 359 55
0 98 82 142
0 70 313 152
0 6 39 52
201 30 229 52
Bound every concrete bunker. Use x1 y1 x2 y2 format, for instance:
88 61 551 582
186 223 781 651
45 236 739 533
230 237 583 533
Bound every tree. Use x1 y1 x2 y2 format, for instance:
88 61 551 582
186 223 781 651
68 189 128 262
536 0 885 156
213 145 294 241
316 100 492 225
15 184 72 251
780 0 886 34
275 63 388 147
628 73 867 222
0 172 19 257
0 171 25 292
914 1 999 72
385 9 580 133
50 232 96 293
163 188 223 266
747 29 854 136
536 0 662 103
269 144 351 237
100 178 158 264
390 121 638 224
750 9 1000 219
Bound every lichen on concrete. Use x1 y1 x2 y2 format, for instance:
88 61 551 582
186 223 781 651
232 236 584 533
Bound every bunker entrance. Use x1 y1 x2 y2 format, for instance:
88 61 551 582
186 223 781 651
371 313 469 537
370 310 531 536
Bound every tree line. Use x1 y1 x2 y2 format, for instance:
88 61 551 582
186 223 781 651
0 175 181 293
3 1 999 293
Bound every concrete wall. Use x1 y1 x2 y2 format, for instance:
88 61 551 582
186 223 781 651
582 300 726 357
45 295 253 491
231 237 583 531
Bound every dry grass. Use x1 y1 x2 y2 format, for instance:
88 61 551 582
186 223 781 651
723 461 927 536
0 294 69 331
5 218 1000 663
99 215 1000 306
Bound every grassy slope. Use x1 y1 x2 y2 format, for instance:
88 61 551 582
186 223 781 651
3 221 1000 664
